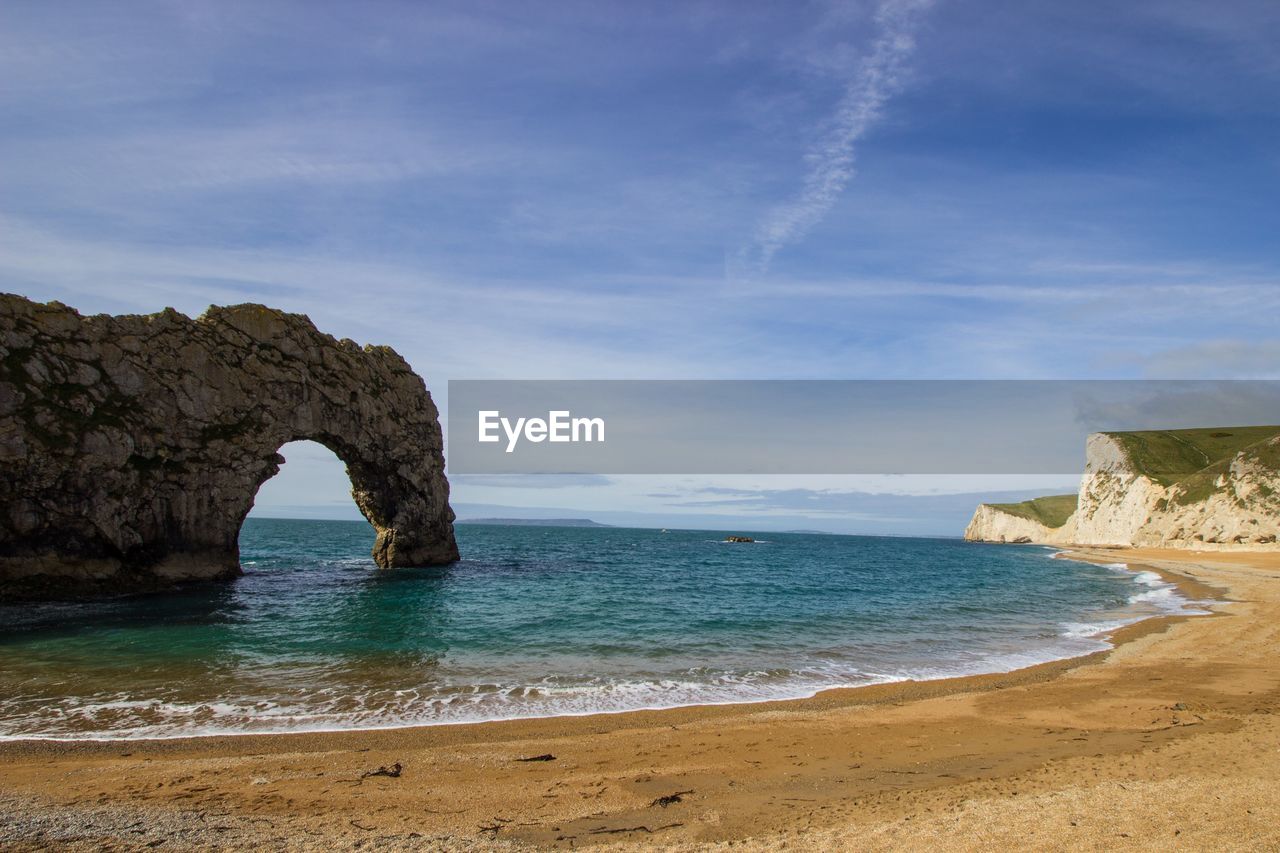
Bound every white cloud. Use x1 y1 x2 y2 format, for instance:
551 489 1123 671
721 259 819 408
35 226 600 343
733 0 934 276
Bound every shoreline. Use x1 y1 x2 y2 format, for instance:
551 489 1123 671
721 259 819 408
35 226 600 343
3 546 1278 849
0 613 1188 754
0 548 1211 747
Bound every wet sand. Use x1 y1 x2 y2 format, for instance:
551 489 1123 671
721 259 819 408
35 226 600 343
2 547 1279 850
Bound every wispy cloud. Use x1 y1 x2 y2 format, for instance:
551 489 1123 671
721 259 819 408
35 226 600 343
5 212 1280 389
733 0 934 277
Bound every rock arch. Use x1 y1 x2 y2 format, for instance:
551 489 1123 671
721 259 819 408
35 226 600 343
0 294 458 600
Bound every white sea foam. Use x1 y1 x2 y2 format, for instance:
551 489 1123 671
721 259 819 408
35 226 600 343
1053 557 1214 639
0 634 1132 742
0 671 904 741
1059 619 1132 639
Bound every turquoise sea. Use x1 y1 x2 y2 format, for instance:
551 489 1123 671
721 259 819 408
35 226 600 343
0 519 1207 740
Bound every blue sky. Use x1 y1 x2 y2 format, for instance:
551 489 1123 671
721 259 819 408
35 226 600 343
3 1 1278 532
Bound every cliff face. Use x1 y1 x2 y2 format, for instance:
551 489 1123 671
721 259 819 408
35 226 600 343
965 428 1280 550
1071 432 1280 548
0 294 458 600
961 505 1056 544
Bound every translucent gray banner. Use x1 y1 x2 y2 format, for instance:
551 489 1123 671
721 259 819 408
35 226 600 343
446 380 1280 474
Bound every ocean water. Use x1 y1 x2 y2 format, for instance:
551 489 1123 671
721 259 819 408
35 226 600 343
0 519 1209 740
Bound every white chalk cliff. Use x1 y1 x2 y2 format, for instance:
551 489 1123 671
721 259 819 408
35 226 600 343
965 429 1280 550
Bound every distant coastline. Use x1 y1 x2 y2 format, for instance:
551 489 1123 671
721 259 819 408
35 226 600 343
455 517 613 528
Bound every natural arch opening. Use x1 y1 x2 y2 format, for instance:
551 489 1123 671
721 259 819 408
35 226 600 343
248 440 370 524
239 440 377 566
232 425 458 573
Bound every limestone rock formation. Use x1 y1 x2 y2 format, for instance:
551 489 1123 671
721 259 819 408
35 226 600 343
1068 431 1280 548
961 505 1051 544
965 427 1280 550
0 294 458 600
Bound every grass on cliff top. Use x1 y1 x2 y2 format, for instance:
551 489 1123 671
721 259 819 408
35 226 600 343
1158 430 1280 506
1106 425 1280 487
985 494 1078 529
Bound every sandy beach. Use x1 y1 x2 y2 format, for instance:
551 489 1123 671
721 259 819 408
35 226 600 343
2 547 1278 851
